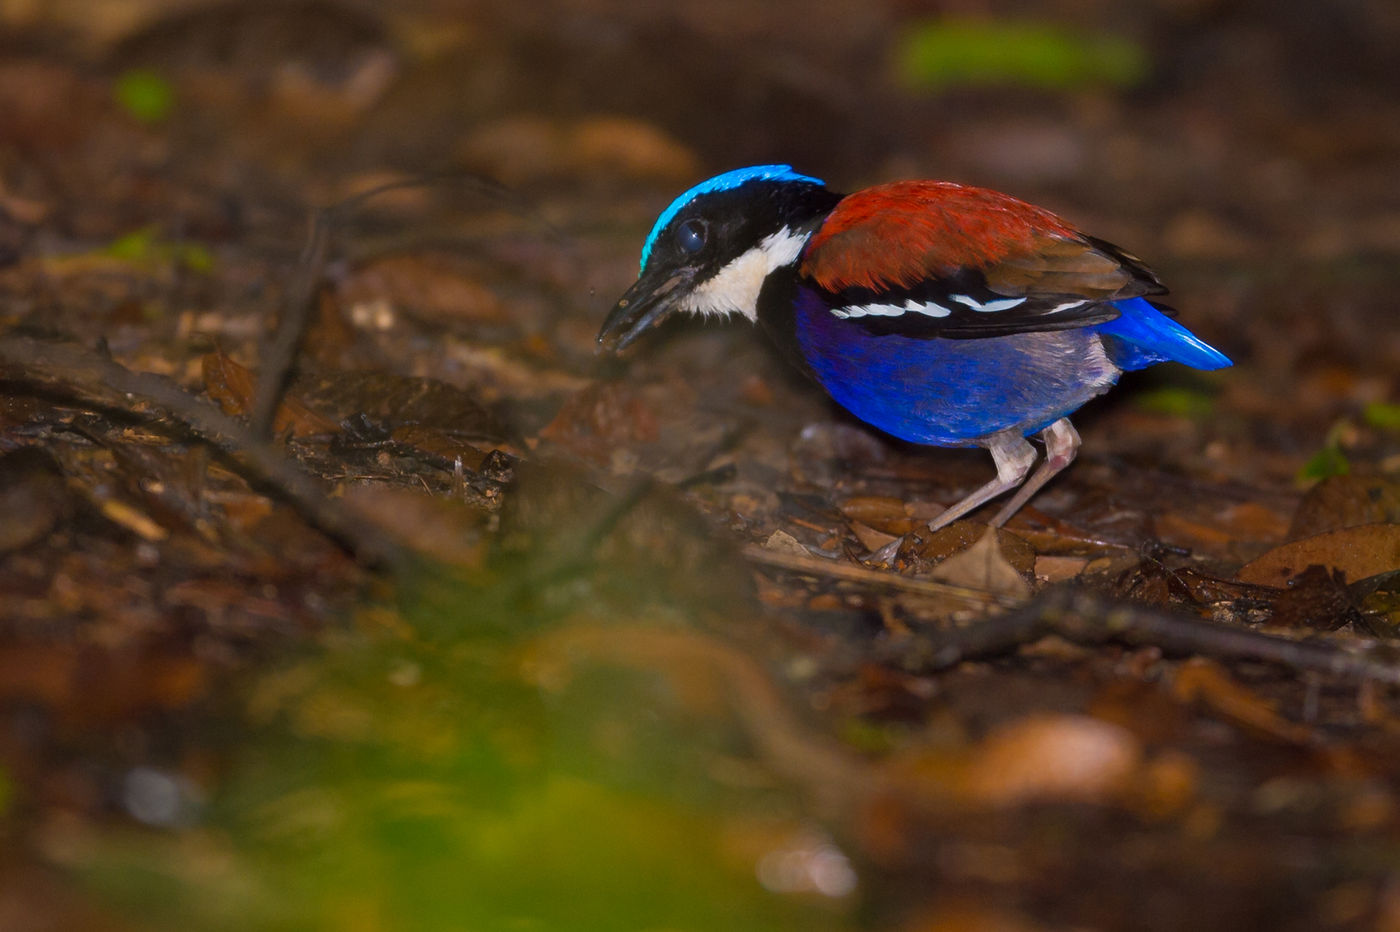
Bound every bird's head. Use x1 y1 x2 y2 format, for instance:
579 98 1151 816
597 165 840 352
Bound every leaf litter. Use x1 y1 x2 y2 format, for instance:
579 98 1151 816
0 1 1399 930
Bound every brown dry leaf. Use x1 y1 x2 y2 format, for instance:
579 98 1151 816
1219 501 1294 541
0 645 205 725
952 714 1143 806
841 495 917 536
1289 475 1400 539
200 351 339 439
884 714 1143 808
388 425 496 471
763 529 812 557
1033 554 1088 582
341 485 488 568
456 114 698 185
1267 565 1355 629
849 520 900 552
298 371 506 442
0 59 106 150
1134 750 1201 818
539 381 660 465
568 116 701 180
928 528 1031 600
341 254 506 324
1171 658 1316 744
0 448 72 553
1236 523 1400 586
1153 511 1239 553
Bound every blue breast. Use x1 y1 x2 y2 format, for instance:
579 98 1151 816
791 292 1229 446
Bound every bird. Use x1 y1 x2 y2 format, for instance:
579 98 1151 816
597 164 1231 533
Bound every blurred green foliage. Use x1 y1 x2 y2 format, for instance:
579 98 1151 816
103 227 215 274
1363 401 1400 432
79 527 850 930
1132 385 1218 420
1298 444 1350 481
896 21 1149 91
115 69 176 124
1296 402 1400 482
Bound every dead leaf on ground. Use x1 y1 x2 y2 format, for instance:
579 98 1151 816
1172 658 1316 744
841 496 918 537
539 381 661 465
1289 475 1400 539
882 714 1144 808
927 527 1032 600
849 520 900 552
201 351 339 439
341 484 488 568
953 714 1143 806
341 254 507 325
456 114 699 184
0 645 205 725
1267 565 1357 630
1034 554 1089 583
0 448 73 553
1237 523 1400 587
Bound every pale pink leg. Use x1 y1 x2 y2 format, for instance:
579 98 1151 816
987 418 1080 527
927 430 1038 532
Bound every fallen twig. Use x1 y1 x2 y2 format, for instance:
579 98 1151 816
0 332 406 569
249 173 556 440
896 585 1400 684
742 542 1016 609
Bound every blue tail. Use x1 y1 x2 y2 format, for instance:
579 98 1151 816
1097 297 1232 371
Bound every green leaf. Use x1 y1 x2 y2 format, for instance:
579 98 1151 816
1298 444 1350 482
1363 401 1400 432
104 227 159 263
1133 386 1217 420
896 20 1149 91
115 69 175 124
102 227 215 274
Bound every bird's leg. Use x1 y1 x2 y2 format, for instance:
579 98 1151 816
987 418 1080 527
927 430 1038 532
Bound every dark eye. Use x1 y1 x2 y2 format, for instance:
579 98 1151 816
675 218 707 254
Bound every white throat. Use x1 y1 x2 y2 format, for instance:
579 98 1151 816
680 227 807 322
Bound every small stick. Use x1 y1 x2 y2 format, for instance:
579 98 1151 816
0 333 406 569
248 173 557 440
897 586 1400 684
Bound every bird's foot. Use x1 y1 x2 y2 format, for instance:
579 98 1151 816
986 418 1080 527
926 431 1037 531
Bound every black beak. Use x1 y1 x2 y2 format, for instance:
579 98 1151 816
596 265 697 353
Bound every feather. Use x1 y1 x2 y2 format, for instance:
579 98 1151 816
802 181 1081 291
801 182 1167 340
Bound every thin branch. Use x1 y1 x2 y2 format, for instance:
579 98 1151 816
893 585 1400 684
742 542 1019 608
249 172 559 439
0 332 406 569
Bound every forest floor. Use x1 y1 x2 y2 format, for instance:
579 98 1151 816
1 1 1399 929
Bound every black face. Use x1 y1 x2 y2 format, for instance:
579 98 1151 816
597 181 842 352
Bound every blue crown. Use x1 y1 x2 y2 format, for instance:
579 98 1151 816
640 165 826 270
